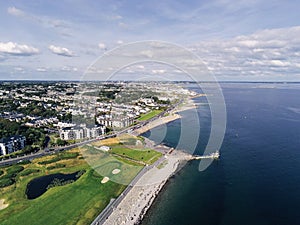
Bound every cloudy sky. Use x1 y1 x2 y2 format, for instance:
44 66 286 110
0 0 300 81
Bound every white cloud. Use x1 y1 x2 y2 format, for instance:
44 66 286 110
136 65 145 69
61 66 78 72
152 69 166 74
118 22 128 29
49 45 75 57
36 67 47 72
7 6 25 17
190 26 300 80
0 42 39 56
14 67 24 71
110 15 122 20
7 6 71 35
98 43 106 50
117 40 124 45
140 50 153 58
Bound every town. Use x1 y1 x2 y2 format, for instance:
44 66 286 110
0 81 194 159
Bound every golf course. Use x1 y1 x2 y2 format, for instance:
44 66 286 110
0 135 162 225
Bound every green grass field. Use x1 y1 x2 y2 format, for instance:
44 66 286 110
111 146 162 165
137 109 162 121
0 149 126 225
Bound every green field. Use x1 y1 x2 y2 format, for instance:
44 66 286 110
0 149 126 225
111 146 162 165
138 109 162 121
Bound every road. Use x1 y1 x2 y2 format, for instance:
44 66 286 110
0 100 181 167
0 133 116 167
0 100 184 225
90 100 184 225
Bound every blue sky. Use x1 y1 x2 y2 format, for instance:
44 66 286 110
1 0 300 81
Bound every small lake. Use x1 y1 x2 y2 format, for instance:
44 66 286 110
26 171 81 200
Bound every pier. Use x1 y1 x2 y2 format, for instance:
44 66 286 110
192 151 220 160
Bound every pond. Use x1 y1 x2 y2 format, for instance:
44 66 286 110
26 171 83 199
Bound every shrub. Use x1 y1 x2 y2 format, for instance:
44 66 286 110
6 165 24 175
1 173 15 180
0 178 14 188
17 160 31 165
76 170 86 178
0 170 3 177
38 152 79 165
19 169 40 176
46 164 66 170
60 152 79 159
38 158 60 165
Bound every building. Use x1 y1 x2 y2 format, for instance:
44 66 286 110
96 115 113 127
112 117 134 128
0 135 26 156
59 124 106 140
96 114 134 129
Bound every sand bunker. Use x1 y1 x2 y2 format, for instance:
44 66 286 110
112 169 121 175
0 199 9 210
101 177 110 184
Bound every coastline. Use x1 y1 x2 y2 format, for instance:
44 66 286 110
134 96 198 136
174 98 197 113
101 150 191 225
133 113 181 135
136 158 188 224
95 97 198 225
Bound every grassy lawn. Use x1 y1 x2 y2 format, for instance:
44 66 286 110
82 145 143 185
138 109 163 121
110 146 162 165
0 149 126 225
94 134 162 165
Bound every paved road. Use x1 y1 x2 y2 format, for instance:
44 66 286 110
0 100 182 167
0 101 183 225
0 134 116 167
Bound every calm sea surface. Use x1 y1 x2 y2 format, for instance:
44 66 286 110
142 83 300 225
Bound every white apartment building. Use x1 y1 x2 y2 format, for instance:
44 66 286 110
59 124 106 140
0 135 26 156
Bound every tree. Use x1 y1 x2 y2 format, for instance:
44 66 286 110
56 138 67 146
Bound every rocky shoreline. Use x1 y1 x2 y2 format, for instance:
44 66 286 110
135 158 188 225
101 151 191 225
98 97 197 225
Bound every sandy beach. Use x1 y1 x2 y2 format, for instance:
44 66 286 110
0 199 9 210
174 98 197 113
133 113 181 135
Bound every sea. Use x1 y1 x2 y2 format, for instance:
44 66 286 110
141 83 300 225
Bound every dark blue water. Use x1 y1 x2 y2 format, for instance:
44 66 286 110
142 83 300 225
26 171 80 199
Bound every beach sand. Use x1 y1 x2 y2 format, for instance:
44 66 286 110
0 199 9 210
112 169 121 175
101 177 110 184
101 151 192 225
174 98 197 113
134 114 181 135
